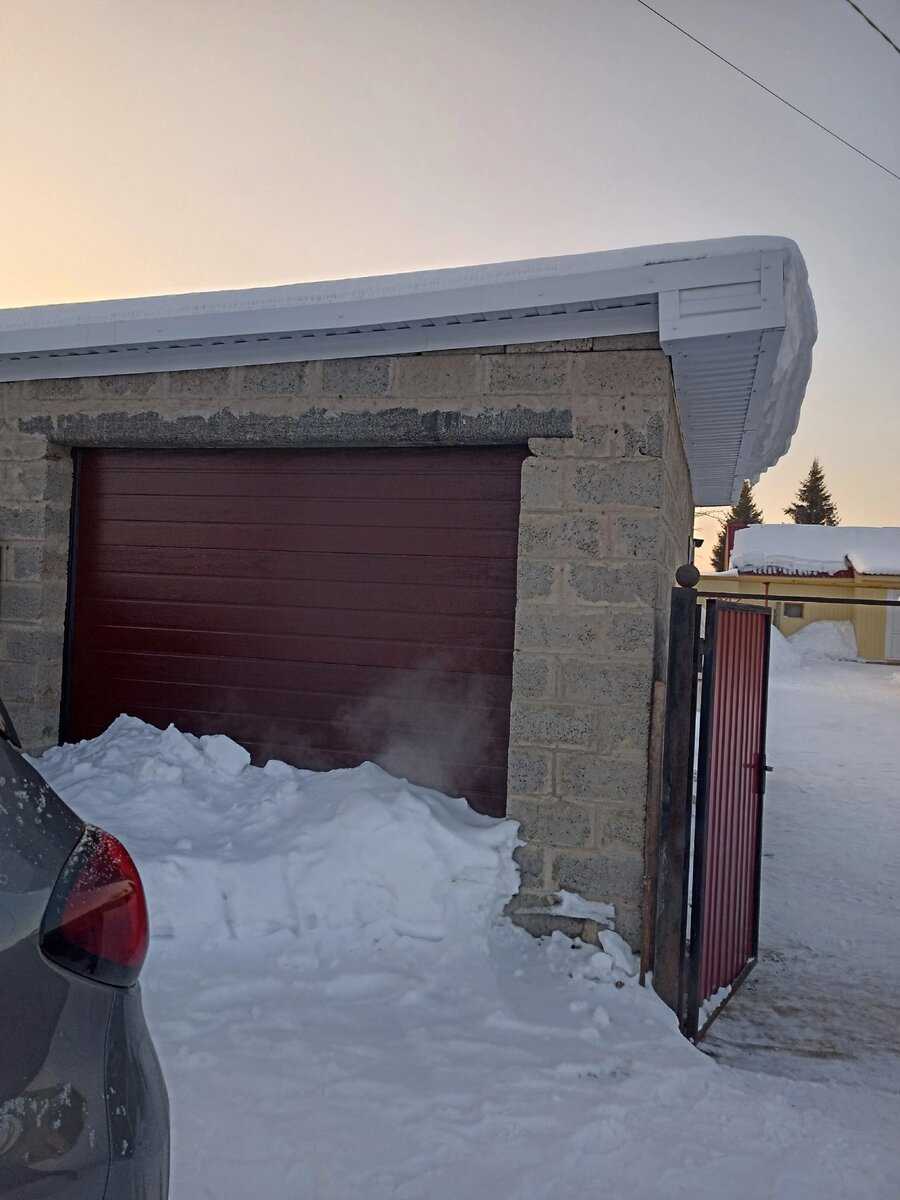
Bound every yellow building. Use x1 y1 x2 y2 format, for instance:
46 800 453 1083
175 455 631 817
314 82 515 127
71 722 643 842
699 525 900 664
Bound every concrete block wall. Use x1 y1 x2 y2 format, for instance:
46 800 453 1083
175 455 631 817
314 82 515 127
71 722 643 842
0 334 694 948
504 335 692 948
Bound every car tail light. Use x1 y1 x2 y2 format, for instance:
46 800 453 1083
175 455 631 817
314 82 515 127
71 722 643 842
41 825 149 987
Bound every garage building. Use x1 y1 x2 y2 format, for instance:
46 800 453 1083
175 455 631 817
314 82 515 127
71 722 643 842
0 237 815 949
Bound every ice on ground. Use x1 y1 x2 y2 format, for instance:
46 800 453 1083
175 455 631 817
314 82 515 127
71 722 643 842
788 619 858 660
30 711 900 1200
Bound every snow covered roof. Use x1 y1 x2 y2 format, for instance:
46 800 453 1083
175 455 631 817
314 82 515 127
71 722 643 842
0 235 816 505
731 524 900 577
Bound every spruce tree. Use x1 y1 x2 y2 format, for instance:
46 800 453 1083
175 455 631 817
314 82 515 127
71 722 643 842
784 459 840 525
710 480 764 571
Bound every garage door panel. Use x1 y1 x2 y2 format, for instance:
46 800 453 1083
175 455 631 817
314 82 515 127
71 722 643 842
67 447 525 815
93 467 524 503
82 650 518 706
74 627 513 674
89 520 519 558
94 448 514 477
81 599 515 649
92 493 523 532
78 681 514 754
79 546 517 589
79 572 516 618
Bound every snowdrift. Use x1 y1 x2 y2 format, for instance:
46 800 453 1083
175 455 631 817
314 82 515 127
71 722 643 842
31 716 521 957
788 620 858 661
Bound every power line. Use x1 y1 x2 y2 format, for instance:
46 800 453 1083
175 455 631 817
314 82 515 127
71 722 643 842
631 0 900 183
842 0 900 57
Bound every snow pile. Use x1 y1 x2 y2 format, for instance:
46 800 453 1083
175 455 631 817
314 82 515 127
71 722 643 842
769 626 802 673
788 620 858 661
27 711 900 1199
31 715 520 957
732 524 900 577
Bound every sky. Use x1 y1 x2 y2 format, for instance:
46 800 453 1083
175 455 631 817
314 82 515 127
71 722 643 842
2 0 899 567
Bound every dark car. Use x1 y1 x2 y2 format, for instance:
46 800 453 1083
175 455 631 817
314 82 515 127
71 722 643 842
0 695 169 1198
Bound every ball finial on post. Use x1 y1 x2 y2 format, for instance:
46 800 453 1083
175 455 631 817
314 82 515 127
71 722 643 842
675 563 700 589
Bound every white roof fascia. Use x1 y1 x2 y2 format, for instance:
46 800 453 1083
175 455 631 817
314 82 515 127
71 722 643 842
0 236 816 506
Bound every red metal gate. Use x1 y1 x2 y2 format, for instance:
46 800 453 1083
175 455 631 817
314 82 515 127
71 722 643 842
653 589 771 1040
686 600 771 1038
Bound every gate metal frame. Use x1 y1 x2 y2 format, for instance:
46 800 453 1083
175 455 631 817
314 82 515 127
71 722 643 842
653 584 772 1041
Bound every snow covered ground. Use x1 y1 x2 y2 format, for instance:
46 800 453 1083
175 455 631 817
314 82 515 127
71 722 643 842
30 644 900 1199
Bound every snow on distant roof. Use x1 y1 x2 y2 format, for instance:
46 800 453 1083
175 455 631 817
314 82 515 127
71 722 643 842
0 235 816 506
731 525 900 577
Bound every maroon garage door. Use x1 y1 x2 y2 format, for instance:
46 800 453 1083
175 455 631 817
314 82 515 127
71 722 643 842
64 447 527 815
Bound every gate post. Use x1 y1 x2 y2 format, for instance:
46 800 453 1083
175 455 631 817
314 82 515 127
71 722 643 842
652 576 701 1021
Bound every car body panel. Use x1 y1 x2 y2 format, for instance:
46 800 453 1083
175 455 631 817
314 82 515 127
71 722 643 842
0 733 168 1198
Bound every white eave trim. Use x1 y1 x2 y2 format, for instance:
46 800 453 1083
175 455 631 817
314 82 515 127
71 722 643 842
0 237 816 506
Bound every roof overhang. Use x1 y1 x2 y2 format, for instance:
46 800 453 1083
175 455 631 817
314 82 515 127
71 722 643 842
0 236 815 505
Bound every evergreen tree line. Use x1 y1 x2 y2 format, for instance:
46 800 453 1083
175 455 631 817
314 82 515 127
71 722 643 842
709 458 840 572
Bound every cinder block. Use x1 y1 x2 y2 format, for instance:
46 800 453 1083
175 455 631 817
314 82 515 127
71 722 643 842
34 660 63 704
567 561 658 606
236 363 311 395
516 609 604 654
507 747 553 794
0 582 42 622
553 849 644 904
167 368 234 397
0 460 48 503
44 508 71 538
611 514 662 560
520 459 564 510
516 561 558 602
509 702 594 748
12 544 42 581
40 580 69 621
393 354 482 398
0 660 36 700
594 704 651 756
0 507 45 540
620 410 665 458
572 350 671 396
571 459 665 507
569 417 611 458
507 339 592 353
561 660 653 706
606 607 655 656
518 514 608 560
592 333 661 351
321 357 392 396
598 808 646 852
1 627 65 663
512 843 547 890
23 378 85 400
486 353 570 395
508 797 593 847
0 430 48 462
511 653 554 700
90 372 165 399
556 751 647 804
613 903 642 949
14 704 60 752
45 460 74 503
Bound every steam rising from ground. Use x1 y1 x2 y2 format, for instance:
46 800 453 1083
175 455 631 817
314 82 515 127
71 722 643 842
340 660 496 802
